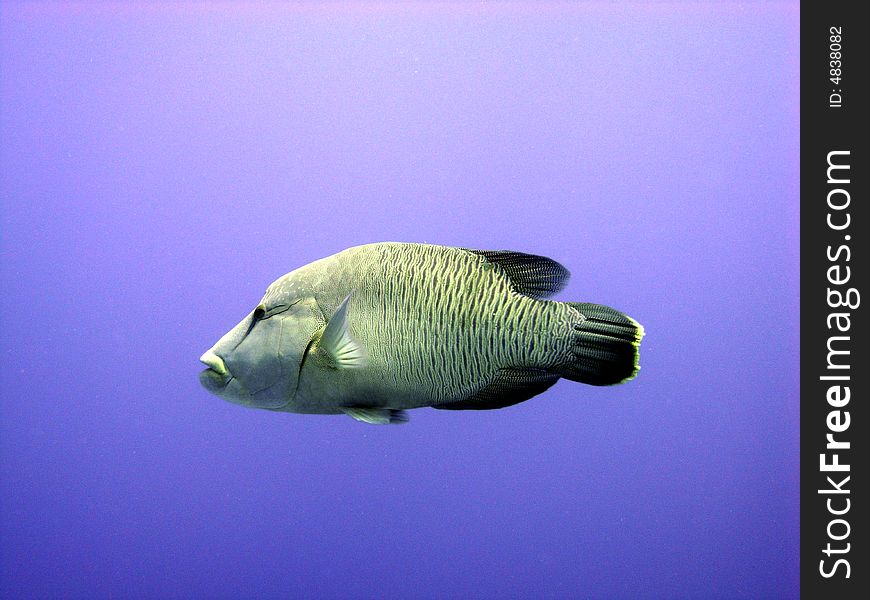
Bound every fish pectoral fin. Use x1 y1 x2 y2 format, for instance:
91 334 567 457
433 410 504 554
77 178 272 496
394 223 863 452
320 293 368 369
341 407 409 425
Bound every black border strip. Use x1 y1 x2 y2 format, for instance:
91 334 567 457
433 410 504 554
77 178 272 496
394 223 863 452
801 3 866 597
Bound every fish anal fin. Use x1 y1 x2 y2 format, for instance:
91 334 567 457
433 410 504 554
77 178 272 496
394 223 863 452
463 249 570 299
434 368 560 411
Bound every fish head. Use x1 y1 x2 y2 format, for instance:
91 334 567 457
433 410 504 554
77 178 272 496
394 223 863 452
199 284 323 410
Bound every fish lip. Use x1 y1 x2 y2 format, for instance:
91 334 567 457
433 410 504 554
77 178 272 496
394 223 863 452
199 350 232 390
200 349 229 376
199 367 233 391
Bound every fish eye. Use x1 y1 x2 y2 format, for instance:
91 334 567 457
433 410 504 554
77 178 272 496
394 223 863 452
260 303 294 319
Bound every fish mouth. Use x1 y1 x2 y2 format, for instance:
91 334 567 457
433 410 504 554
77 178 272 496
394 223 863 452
200 349 228 375
199 350 232 390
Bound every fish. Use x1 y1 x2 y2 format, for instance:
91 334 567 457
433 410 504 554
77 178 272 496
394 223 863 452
199 242 644 424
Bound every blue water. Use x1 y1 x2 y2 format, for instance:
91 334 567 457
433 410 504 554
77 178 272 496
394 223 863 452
1 4 799 599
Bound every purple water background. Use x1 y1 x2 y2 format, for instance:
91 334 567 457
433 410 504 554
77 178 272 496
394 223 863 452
1 3 799 598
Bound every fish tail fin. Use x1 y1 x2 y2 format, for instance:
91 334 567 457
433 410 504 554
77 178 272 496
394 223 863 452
551 302 644 386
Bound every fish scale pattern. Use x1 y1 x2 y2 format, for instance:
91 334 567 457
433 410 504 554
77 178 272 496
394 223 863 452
313 243 567 406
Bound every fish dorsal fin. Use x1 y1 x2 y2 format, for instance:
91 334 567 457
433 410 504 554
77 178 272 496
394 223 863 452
465 249 570 299
342 407 408 424
320 293 368 369
434 368 560 411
